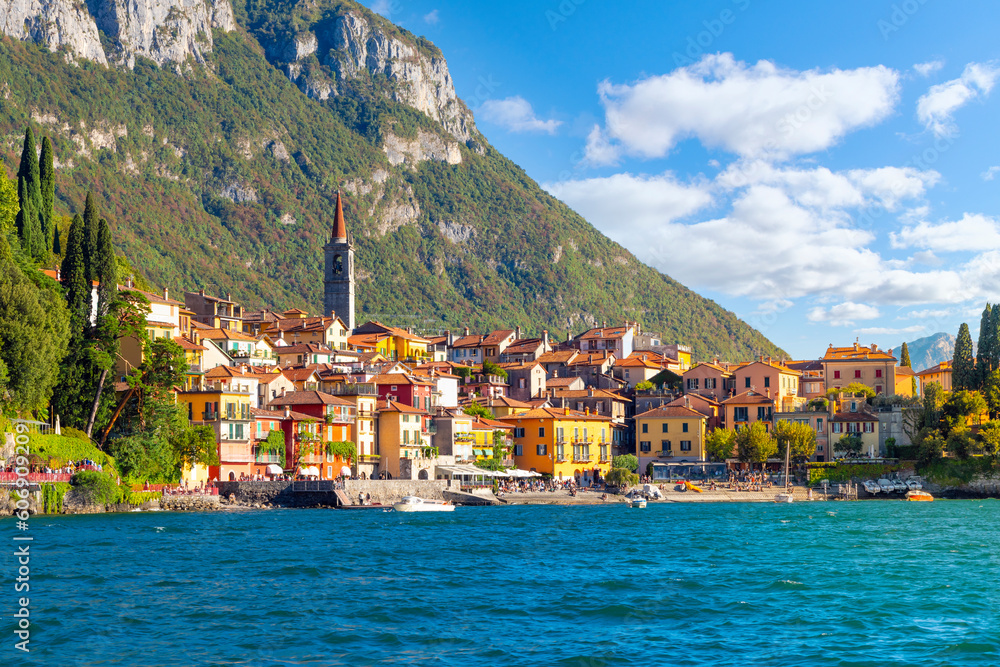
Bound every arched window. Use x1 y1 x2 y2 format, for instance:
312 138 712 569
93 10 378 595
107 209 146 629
332 254 343 275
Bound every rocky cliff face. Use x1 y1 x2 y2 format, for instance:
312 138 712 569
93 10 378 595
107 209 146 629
1 0 235 67
273 9 476 143
1 0 108 64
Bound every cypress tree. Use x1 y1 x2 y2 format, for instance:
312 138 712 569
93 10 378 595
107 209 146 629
95 217 118 316
14 176 31 243
17 128 39 197
39 136 55 252
82 191 98 284
53 224 61 256
899 342 911 368
952 323 976 391
61 214 90 330
976 304 992 389
990 305 1000 382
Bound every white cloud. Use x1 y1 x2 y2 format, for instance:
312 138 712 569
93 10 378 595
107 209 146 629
891 213 1000 252
423 9 439 24
582 125 620 166
982 166 1000 181
917 62 1000 137
913 61 944 77
901 309 950 320
586 53 899 161
854 325 927 335
544 172 712 233
371 0 397 18
807 302 881 326
478 96 562 134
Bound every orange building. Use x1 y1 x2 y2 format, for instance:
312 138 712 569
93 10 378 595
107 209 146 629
500 407 613 485
821 343 897 396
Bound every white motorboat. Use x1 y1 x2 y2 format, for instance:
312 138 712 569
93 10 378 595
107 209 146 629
774 492 794 503
877 478 895 493
893 480 908 493
630 497 647 508
863 480 880 494
392 496 455 512
906 479 922 491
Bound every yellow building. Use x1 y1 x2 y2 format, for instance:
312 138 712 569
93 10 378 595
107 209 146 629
916 361 952 394
376 399 434 479
350 321 431 362
895 365 916 397
829 410 880 458
634 406 707 469
500 407 612 485
177 372 256 481
471 416 515 464
176 335 207 391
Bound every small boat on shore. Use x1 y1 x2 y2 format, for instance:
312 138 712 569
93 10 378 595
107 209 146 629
630 497 647 509
774 491 793 503
393 496 455 512
863 480 880 495
905 490 934 502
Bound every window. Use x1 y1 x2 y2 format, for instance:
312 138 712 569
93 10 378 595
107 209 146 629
705 378 716 389
519 378 526 388
832 422 843 433
764 377 770 388
834 370 841 379
682 422 689 433
536 444 548 456
687 378 699 390
642 423 648 434
601 428 606 442
875 369 883 378
188 403 193 420
556 444 565 460
574 427 580 441
864 422 874 433
402 415 409 423
538 427 545 437
403 430 409 444
734 407 748 422
662 440 672 452
514 427 525 438
848 422 860 433
745 377 751 388
758 407 769 421
640 441 651 452
556 427 565 442
662 423 669 433
680 440 692 451
875 386 882 395
816 418 823 432
854 370 862 379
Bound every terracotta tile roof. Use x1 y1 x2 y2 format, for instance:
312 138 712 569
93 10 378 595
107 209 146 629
569 351 615 366
667 394 720 407
205 366 249 379
684 362 734 375
721 390 775 405
736 360 802 376
498 361 543 371
482 329 516 346
472 416 514 430
579 326 631 340
896 366 916 377
276 343 335 355
281 368 320 382
199 328 258 342
348 333 386 348
373 373 433 386
615 357 661 369
499 406 610 421
503 338 545 354
376 399 427 415
917 361 952 376
451 334 484 348
537 350 579 365
786 360 823 372
635 405 707 420
549 388 627 401
823 344 897 362
174 336 207 351
464 396 533 409
145 320 178 329
243 310 285 324
267 390 352 407
355 321 431 344
545 377 583 387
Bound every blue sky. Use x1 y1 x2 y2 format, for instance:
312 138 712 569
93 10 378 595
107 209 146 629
361 0 1000 361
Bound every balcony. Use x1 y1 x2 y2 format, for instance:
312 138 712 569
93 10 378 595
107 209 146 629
188 363 204 374
422 423 438 435
329 383 377 397
253 451 282 464
220 444 253 463
300 453 324 464
202 411 218 421
324 411 356 424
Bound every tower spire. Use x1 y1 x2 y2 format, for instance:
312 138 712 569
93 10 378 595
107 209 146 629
332 191 347 241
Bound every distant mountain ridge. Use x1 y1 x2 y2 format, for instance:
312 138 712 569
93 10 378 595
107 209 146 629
893 333 956 372
0 0 784 361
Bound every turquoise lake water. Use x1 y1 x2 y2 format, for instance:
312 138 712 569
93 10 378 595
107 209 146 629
3 501 1000 666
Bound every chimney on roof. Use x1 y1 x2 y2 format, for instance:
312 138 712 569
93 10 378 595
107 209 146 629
163 287 169 300
542 330 549 348
284 405 290 419
199 289 205 296
588 387 594 397
226 293 232 301
446 330 454 346
567 331 572 342
767 356 772 365
713 357 719 365
564 406 569 415
685 395 691 409
766 388 770 398
871 343 877 352
515 325 522 340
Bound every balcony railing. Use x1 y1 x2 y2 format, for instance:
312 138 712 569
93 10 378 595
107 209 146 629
324 412 356 424
220 444 254 463
202 411 217 421
188 364 204 373
300 453 324 464
328 383 377 397
253 452 282 463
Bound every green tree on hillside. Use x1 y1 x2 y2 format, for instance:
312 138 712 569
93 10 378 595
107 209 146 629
0 232 71 412
39 136 54 252
462 402 494 419
16 128 45 261
976 305 993 389
952 323 976 391
979 421 1000 458
60 214 90 330
95 218 118 316
0 170 16 234
900 341 918 395
735 422 777 468
82 192 99 285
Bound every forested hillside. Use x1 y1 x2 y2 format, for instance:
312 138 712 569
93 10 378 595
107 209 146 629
0 0 784 360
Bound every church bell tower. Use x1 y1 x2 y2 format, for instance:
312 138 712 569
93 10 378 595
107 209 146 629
323 192 355 331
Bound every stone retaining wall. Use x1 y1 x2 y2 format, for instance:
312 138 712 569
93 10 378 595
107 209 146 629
343 479 450 505
158 495 220 511
216 481 293 505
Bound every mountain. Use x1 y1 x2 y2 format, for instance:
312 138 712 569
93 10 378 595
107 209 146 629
0 0 785 360
893 333 956 372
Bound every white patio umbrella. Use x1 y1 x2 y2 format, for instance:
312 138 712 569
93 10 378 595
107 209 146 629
340 465 352 477
305 466 320 477
265 464 283 476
